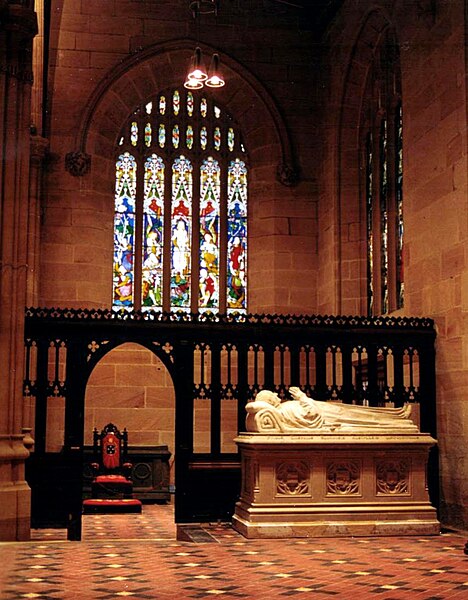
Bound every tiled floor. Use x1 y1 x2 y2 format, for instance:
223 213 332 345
1 504 467 599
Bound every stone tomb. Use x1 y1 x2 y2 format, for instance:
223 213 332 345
233 432 439 538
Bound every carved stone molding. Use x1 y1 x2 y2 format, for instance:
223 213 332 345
65 151 91 176
376 459 410 495
276 162 299 187
29 135 49 165
276 461 310 496
327 460 360 495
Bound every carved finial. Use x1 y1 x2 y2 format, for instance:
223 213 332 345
276 162 299 187
65 151 91 176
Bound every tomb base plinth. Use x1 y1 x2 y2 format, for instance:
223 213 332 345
232 432 439 538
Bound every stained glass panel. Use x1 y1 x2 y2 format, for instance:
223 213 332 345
396 104 404 309
187 92 194 117
199 157 220 311
186 125 194 150
130 121 138 146
214 127 221 151
173 90 180 115
158 124 166 148
366 132 374 316
142 154 164 310
145 123 152 147
379 118 388 313
171 156 193 310
172 124 180 148
114 91 248 314
113 152 137 309
227 128 234 151
227 159 248 313
200 126 207 150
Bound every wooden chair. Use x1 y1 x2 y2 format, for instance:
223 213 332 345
83 423 142 513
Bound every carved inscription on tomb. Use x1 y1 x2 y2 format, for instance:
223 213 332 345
326 461 361 495
376 459 410 495
276 461 310 496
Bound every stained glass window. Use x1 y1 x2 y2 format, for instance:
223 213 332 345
187 92 194 117
200 126 207 150
214 127 221 151
113 90 248 314
144 123 152 147
130 121 138 146
361 31 403 315
379 119 388 313
158 124 166 148
142 155 164 309
365 132 374 316
113 153 137 308
173 90 180 115
227 159 247 313
199 158 220 311
395 103 404 309
228 128 234 152
171 156 192 309
172 124 180 148
186 125 194 150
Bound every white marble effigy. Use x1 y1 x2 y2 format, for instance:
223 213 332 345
232 389 439 538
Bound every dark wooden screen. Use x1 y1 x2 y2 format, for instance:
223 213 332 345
24 308 437 538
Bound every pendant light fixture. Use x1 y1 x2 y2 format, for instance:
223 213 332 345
184 1 225 90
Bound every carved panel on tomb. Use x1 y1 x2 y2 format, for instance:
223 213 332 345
326 461 361 495
376 459 410 495
243 457 252 495
276 461 310 496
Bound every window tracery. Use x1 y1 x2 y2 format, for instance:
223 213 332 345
113 89 248 314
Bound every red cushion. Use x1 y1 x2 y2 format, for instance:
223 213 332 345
95 474 130 484
83 498 141 507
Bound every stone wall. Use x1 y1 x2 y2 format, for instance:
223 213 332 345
40 0 319 315
317 0 468 530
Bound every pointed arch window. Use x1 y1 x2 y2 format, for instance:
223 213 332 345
361 31 403 315
112 90 248 314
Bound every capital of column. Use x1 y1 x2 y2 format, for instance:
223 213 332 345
30 134 49 165
2 1 38 42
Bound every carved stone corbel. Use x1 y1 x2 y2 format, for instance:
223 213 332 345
276 162 300 187
65 151 91 176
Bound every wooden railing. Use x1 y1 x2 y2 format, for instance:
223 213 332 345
24 308 437 529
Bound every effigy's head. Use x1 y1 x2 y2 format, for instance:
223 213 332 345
255 390 281 407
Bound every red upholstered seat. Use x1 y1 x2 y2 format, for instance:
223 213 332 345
83 423 142 514
95 474 130 484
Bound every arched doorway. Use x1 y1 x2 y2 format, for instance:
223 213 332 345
82 342 175 538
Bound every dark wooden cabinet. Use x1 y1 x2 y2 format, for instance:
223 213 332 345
83 445 171 503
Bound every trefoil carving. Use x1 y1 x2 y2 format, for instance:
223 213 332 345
327 461 360 495
376 459 410 495
276 461 310 496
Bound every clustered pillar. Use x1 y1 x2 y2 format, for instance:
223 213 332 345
0 0 38 541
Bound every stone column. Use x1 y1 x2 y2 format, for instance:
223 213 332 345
0 1 38 541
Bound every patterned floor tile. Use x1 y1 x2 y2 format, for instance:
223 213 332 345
1 506 467 599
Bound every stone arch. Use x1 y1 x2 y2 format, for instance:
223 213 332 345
84 341 176 449
71 39 297 186
61 39 301 312
337 10 397 314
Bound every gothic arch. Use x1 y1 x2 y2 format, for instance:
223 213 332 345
70 39 297 185
337 10 397 314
